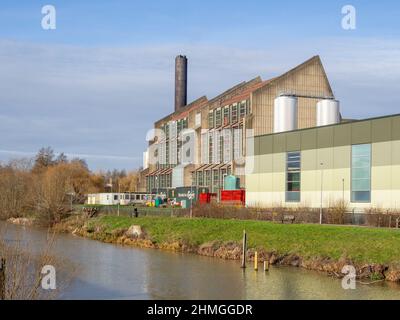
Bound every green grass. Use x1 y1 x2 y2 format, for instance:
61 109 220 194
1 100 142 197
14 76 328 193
91 215 400 264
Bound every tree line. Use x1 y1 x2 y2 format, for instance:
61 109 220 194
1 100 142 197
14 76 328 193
0 147 140 225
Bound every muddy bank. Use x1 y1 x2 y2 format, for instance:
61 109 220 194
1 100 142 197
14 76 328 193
48 217 400 284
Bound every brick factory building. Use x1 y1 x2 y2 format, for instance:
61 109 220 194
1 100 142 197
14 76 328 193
140 55 335 195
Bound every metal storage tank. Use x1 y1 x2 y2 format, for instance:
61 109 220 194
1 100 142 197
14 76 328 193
273 96 298 133
224 175 240 190
316 99 340 126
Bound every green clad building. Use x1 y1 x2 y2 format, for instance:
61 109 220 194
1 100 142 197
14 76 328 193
246 114 400 211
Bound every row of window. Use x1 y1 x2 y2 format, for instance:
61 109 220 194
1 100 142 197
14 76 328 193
107 194 149 201
285 144 372 203
192 167 232 192
202 128 243 165
163 118 188 140
147 174 172 191
208 100 249 129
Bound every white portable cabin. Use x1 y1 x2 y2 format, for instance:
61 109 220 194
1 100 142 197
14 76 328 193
86 193 154 205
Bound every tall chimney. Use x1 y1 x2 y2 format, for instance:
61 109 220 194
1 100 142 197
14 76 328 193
175 55 187 111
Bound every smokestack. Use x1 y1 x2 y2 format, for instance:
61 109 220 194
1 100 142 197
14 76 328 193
175 55 187 111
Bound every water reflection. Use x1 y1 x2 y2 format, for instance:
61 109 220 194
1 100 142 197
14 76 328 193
1 222 400 300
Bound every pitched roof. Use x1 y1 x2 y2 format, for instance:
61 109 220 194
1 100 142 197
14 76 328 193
154 55 334 126
252 55 333 96
155 96 208 125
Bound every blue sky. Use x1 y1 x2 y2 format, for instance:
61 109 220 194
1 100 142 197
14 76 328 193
0 0 399 170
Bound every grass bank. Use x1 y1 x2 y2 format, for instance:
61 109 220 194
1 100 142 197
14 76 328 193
57 215 400 282
88 215 400 264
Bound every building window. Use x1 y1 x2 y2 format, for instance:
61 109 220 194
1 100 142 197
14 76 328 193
205 170 211 188
166 141 169 164
191 172 196 186
223 129 232 163
198 171 204 186
208 132 214 164
182 117 188 129
233 127 242 160
286 151 301 202
219 133 224 163
223 106 230 125
208 111 214 128
201 133 208 164
351 144 371 203
213 169 220 190
246 99 251 115
231 104 238 123
220 168 227 188
239 101 246 118
215 108 222 127
177 120 182 136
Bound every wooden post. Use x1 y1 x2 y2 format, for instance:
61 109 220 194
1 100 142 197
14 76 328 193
264 260 269 272
0 258 5 300
254 251 258 271
241 230 247 269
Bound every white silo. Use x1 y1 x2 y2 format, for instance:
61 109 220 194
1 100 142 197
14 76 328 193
316 99 340 126
274 96 298 133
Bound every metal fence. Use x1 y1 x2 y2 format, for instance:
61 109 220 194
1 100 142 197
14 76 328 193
80 205 188 218
191 205 400 228
78 205 400 229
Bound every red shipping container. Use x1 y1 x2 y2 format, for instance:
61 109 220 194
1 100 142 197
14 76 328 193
199 193 211 204
220 190 245 205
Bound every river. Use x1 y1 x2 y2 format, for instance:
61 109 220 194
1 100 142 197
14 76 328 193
1 221 400 300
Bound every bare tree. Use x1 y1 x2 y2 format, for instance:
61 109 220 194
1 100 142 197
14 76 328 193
0 226 74 300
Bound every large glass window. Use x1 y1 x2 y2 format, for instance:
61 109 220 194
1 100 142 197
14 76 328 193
165 124 169 139
182 117 188 129
286 151 301 202
351 144 371 202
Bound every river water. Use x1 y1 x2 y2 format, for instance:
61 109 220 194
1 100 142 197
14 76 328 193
1 222 400 300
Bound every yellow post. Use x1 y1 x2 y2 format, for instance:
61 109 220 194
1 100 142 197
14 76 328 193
254 251 258 271
264 260 269 272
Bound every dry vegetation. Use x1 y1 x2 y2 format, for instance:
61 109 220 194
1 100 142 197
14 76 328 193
0 147 140 226
0 225 74 300
192 201 400 228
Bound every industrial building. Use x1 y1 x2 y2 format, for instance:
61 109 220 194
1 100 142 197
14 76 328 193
246 114 400 210
141 55 335 194
139 54 399 211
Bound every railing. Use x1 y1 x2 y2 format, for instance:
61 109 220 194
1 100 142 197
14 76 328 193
77 204 400 229
79 205 188 218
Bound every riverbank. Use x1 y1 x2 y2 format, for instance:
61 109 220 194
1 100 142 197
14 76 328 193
53 214 400 283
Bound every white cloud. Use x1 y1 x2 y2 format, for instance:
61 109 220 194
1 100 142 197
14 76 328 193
0 37 399 169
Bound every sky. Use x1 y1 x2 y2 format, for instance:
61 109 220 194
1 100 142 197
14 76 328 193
0 0 399 170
